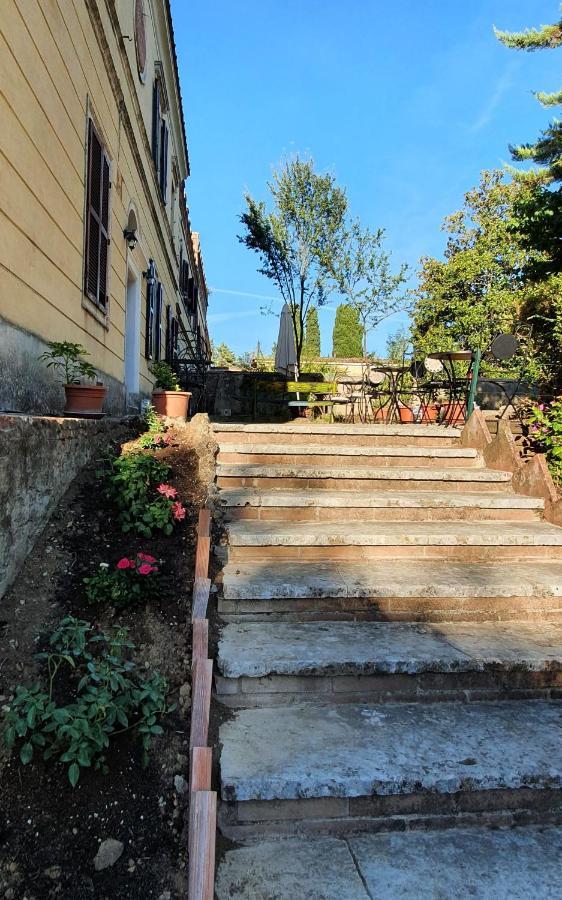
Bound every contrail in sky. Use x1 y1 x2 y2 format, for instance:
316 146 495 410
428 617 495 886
210 287 279 301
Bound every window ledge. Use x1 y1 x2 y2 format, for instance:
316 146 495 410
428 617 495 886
82 294 110 330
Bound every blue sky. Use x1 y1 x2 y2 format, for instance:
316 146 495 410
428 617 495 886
171 0 561 357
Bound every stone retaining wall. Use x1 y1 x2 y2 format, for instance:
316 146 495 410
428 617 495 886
0 414 132 599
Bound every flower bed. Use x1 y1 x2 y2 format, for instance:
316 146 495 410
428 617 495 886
0 418 211 898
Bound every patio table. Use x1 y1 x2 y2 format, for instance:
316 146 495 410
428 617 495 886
426 350 476 426
368 364 411 423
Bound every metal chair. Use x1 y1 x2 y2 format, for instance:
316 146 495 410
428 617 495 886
480 333 530 421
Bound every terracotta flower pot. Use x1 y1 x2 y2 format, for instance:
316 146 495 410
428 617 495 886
398 405 415 423
151 390 191 419
371 404 390 422
420 403 439 424
442 401 466 426
64 383 106 417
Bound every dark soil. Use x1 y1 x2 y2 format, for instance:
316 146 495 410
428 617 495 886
0 424 210 899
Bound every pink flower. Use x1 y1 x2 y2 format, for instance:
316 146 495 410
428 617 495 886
171 501 186 521
157 483 178 499
137 552 157 563
138 563 157 576
116 557 132 570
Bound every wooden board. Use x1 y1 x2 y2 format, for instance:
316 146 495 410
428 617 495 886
198 507 211 537
195 536 211 579
192 577 211 621
188 747 213 865
190 658 213 750
192 618 209 663
190 746 212 792
188 790 217 900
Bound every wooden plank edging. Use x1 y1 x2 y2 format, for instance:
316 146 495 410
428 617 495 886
195 536 211 579
188 791 217 900
192 618 209 663
189 747 213 865
192 577 211 621
188 505 216 897
190 658 213 751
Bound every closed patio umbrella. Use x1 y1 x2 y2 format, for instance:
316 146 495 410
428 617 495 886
274 304 298 379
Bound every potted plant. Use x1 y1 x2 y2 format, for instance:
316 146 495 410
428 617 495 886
39 341 106 416
150 362 191 419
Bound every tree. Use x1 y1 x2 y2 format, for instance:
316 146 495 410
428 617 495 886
386 325 410 362
330 221 409 356
211 341 237 367
302 306 321 359
238 156 347 368
496 11 562 179
412 171 530 354
496 11 562 275
332 304 363 357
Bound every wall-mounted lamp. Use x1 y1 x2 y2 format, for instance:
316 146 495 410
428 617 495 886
143 259 156 286
123 227 138 250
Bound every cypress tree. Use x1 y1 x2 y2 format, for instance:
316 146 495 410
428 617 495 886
302 306 321 359
332 304 363 357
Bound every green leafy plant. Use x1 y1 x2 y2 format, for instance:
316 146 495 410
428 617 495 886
101 452 186 537
135 406 173 449
525 397 562 484
150 362 181 391
84 553 160 607
38 341 98 384
2 617 174 787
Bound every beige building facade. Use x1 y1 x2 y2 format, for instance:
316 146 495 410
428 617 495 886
0 0 209 415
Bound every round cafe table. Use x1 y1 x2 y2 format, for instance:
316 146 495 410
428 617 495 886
426 351 474 426
368 364 411 423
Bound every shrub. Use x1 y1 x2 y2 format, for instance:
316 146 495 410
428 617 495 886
525 397 562 484
38 341 97 384
135 405 174 450
101 452 185 537
150 361 181 391
2 617 174 787
84 553 160 607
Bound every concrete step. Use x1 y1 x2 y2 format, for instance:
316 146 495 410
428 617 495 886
216 826 562 899
217 464 514 492
219 699 562 836
217 443 481 468
219 561 562 622
216 621 562 705
213 421 462 448
219 488 543 523
225 520 562 564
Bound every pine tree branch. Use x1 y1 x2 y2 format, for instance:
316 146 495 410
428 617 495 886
494 23 562 51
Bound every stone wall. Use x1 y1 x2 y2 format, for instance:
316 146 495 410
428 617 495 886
0 413 132 599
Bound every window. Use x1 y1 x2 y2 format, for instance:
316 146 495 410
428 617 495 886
152 79 169 201
154 282 163 361
84 119 110 310
145 280 155 359
165 305 179 363
145 275 164 361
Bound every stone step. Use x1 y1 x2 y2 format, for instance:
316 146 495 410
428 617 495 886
219 699 562 836
219 561 562 622
216 826 562 899
226 520 562 564
217 443 481 469
217 464 514 493
213 421 462 448
219 488 543 523
216 621 562 706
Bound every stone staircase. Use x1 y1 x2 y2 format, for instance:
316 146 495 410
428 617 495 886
212 422 562 898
